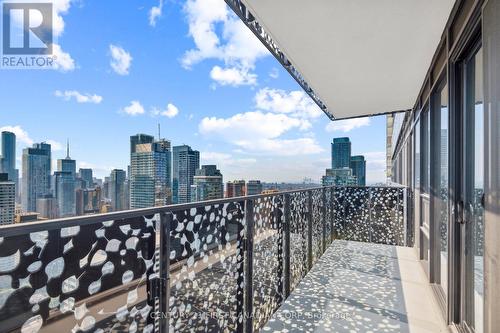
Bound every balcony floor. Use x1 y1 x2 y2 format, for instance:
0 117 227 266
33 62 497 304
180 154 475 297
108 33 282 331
263 240 448 333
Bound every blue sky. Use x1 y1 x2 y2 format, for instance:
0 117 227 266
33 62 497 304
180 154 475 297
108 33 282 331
0 0 387 183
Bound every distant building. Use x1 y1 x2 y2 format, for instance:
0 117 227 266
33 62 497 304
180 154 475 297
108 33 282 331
79 168 93 188
53 171 76 217
36 195 58 220
22 142 51 213
331 137 351 169
0 131 19 201
322 168 358 186
76 187 102 215
130 134 172 208
226 180 246 198
15 212 41 223
0 173 15 224
350 155 366 186
173 145 199 204
109 169 127 211
247 180 263 195
191 165 223 202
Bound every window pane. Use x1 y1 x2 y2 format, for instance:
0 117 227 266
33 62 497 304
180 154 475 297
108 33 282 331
439 84 449 296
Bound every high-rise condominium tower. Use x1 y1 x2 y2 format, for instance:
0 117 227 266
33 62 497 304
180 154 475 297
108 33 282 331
22 143 51 212
173 145 200 204
130 134 172 209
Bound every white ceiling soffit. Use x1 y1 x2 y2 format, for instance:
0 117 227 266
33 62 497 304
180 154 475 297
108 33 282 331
226 0 456 120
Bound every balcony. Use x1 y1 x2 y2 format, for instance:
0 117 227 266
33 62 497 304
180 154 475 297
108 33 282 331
0 185 437 333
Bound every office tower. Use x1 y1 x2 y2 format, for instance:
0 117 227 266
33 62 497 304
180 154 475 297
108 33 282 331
350 155 366 186
76 187 101 216
109 169 127 211
172 145 200 204
103 177 111 199
0 132 19 201
79 168 93 188
58 142 76 177
0 173 15 224
331 137 351 169
22 142 51 212
247 180 263 195
54 143 77 217
130 134 172 208
226 180 246 198
54 171 76 217
36 194 58 219
191 165 223 202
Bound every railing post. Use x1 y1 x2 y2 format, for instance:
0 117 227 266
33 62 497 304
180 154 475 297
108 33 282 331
244 199 254 333
322 187 327 253
330 187 335 242
307 190 313 270
283 193 291 299
159 212 172 333
368 188 373 244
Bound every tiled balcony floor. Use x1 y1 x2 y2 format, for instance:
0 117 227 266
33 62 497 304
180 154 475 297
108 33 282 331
263 240 448 333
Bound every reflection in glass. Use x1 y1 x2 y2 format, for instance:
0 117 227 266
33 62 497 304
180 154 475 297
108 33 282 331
472 48 484 333
439 84 449 296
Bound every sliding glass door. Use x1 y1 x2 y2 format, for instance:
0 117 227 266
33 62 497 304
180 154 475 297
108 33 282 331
456 44 484 333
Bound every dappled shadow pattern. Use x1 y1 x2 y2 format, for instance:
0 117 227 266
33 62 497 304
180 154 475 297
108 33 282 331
263 240 409 333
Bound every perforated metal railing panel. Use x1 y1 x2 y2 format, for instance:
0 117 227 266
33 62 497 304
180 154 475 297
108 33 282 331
0 185 407 333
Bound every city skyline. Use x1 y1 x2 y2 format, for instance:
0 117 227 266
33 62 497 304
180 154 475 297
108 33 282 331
0 0 387 184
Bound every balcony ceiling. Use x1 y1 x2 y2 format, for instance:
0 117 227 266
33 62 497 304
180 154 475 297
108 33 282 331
237 0 456 120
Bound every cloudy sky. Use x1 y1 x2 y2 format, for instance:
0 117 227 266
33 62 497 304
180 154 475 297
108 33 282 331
0 0 387 183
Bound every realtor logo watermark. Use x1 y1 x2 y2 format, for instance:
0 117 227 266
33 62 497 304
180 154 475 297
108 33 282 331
1 0 56 69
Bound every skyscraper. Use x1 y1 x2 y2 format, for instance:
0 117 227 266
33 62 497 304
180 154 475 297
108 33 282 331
246 180 263 195
53 171 76 217
331 137 351 169
22 143 51 212
226 180 246 198
79 168 93 189
173 145 200 204
130 134 172 208
0 173 15 224
0 131 19 200
110 169 127 211
191 165 223 202
54 143 76 217
57 142 76 177
350 155 366 186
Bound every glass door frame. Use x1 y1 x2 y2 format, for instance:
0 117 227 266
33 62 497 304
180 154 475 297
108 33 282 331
449 23 483 332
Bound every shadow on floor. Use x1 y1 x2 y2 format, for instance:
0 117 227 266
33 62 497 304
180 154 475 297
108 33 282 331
262 240 409 333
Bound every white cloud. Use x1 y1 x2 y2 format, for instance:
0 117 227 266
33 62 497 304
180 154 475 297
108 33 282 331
269 68 279 79
109 44 132 75
52 43 75 72
201 151 257 165
325 117 371 132
210 66 257 86
55 90 103 104
199 111 322 155
151 103 180 118
52 0 71 37
255 88 323 119
0 125 33 146
149 0 164 26
182 0 268 85
121 101 145 116
45 140 64 151
200 111 310 141
236 138 324 156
